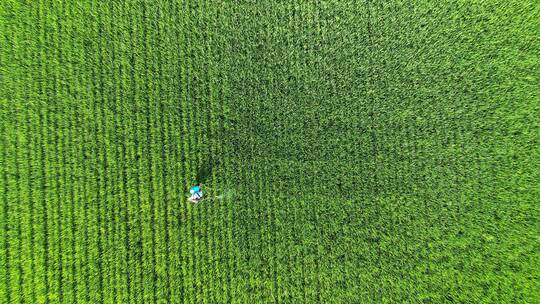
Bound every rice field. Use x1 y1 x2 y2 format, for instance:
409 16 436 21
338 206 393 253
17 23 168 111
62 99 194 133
1 0 538 303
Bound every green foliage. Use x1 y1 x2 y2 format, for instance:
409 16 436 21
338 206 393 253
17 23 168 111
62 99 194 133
0 0 538 302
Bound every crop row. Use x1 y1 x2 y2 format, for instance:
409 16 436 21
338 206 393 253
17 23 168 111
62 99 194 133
0 0 240 303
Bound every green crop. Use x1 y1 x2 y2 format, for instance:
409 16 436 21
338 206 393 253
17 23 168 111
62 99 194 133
1 0 538 302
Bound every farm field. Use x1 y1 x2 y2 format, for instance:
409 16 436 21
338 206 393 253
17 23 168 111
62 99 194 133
1 0 539 303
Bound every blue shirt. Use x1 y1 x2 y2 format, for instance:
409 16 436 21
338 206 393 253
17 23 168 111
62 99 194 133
190 186 201 194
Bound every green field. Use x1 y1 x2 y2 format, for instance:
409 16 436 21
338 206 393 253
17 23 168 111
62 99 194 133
1 0 539 303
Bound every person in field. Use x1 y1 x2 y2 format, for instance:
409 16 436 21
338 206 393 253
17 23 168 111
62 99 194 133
189 184 204 203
